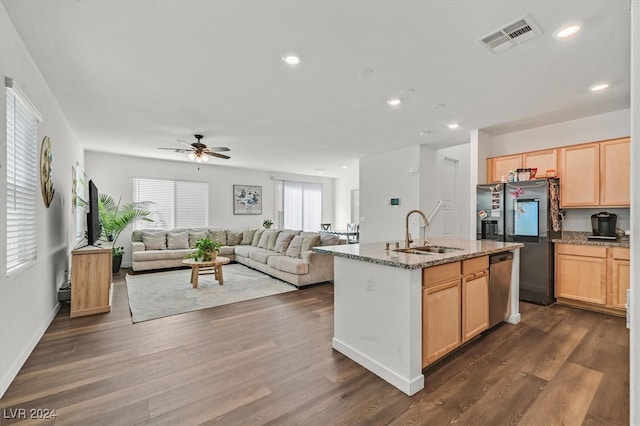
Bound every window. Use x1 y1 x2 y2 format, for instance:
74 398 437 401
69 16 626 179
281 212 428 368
6 82 40 275
132 178 208 229
280 180 322 232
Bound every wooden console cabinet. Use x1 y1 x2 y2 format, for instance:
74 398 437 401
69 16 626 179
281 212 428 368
71 246 113 318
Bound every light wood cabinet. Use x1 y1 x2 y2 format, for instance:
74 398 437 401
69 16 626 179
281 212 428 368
600 137 630 207
559 142 600 207
487 154 522 183
71 246 113 318
422 279 462 366
555 243 629 316
523 148 558 178
462 271 489 342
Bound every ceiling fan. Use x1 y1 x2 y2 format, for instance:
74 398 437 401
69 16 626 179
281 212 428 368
158 134 230 162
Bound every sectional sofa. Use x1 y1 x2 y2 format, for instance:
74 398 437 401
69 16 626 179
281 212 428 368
130 227 343 287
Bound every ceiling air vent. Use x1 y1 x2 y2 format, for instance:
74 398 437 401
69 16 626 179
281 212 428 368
478 15 542 55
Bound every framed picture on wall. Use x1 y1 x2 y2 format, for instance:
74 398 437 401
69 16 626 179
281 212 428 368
233 185 262 215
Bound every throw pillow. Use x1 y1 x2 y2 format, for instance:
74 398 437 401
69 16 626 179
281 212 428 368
226 230 243 246
142 231 167 250
320 234 340 246
274 232 296 254
188 231 208 249
257 230 273 249
267 230 282 251
241 229 257 245
167 231 189 250
301 235 321 252
252 229 264 246
286 235 304 258
209 229 227 246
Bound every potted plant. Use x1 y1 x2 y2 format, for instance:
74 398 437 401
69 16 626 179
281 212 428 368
98 194 153 272
185 238 223 262
263 219 273 229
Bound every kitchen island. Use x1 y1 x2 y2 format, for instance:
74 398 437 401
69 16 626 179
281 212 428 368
313 237 523 396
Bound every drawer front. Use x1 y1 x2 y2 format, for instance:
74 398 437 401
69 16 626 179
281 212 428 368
462 255 489 275
555 243 607 258
423 261 461 287
612 247 630 261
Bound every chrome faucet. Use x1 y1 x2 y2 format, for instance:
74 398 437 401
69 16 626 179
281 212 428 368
405 209 430 248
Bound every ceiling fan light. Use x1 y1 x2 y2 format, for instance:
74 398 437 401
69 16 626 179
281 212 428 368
188 152 196 161
202 155 209 162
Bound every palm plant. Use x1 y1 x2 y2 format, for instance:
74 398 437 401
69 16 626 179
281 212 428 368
98 194 153 257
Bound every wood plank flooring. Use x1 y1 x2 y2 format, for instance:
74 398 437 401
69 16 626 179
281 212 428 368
0 269 630 425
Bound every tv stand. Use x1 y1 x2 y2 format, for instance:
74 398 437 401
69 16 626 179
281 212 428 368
70 245 112 317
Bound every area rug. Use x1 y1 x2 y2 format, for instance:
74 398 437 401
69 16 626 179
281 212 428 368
125 264 297 323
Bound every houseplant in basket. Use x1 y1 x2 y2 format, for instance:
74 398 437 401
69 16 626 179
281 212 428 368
98 194 153 272
185 238 222 262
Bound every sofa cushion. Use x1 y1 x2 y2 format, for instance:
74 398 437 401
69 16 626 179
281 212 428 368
142 231 167 250
251 229 264 246
209 229 227 245
285 235 304 258
301 235 321 252
226 230 243 246
320 234 340 246
274 231 296 254
234 245 256 258
257 229 274 248
249 247 278 264
167 231 189 250
218 246 235 256
240 229 257 245
133 248 192 261
188 231 208 248
267 255 309 275
267 230 282 251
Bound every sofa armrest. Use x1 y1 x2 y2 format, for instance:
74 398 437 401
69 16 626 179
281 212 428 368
301 250 334 269
132 241 146 253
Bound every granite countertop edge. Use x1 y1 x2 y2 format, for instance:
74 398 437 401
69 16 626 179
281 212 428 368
552 231 630 248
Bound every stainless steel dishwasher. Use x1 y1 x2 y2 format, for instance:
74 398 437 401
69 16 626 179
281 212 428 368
489 252 513 327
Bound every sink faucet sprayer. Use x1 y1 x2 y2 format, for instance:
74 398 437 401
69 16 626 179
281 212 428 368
405 209 430 248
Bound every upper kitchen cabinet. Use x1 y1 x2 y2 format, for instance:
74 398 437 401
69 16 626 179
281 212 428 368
559 138 630 208
523 148 558 178
487 154 522 183
599 137 630 207
559 142 600 207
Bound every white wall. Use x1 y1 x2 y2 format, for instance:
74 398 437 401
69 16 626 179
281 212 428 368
0 4 85 397
333 159 359 229
85 151 336 267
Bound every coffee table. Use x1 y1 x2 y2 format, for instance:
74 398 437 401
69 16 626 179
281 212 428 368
182 257 231 288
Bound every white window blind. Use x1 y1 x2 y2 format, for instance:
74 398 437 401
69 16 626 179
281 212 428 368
132 178 208 229
6 87 39 275
282 181 322 232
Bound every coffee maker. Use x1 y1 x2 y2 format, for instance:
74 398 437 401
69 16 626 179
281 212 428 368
588 212 617 240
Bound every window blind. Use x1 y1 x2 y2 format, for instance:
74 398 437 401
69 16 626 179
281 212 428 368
282 181 322 232
6 89 39 275
132 178 208 229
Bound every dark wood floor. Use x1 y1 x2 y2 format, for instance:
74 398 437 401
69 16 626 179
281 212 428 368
0 269 630 425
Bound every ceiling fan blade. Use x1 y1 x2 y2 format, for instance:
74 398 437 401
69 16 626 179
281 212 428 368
204 151 230 160
204 146 231 152
158 148 190 153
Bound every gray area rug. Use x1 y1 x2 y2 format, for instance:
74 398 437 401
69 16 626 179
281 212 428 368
126 263 297 323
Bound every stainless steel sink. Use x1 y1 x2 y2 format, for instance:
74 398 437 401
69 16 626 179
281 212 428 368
393 245 464 254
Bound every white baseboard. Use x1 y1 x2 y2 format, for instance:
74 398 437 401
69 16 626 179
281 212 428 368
0 302 60 398
332 337 424 396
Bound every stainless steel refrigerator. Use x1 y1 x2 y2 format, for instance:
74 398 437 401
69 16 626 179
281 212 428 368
477 178 561 305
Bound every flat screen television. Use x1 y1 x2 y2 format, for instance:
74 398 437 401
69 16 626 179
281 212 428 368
86 179 101 246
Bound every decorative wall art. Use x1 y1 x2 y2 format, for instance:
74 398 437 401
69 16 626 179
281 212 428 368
40 136 55 207
233 185 262 215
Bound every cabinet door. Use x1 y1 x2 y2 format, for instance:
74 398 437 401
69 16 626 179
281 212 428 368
488 154 523 183
556 253 607 305
611 248 630 310
559 143 600 207
462 271 489 342
600 137 630 207
523 149 558 178
423 279 461 367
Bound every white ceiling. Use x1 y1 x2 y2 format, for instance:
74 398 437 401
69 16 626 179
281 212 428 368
2 1 631 178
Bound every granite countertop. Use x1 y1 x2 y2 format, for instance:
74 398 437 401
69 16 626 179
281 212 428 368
313 237 524 270
552 231 630 248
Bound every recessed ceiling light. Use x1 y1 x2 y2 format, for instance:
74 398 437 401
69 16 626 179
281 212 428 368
282 54 301 65
387 98 401 106
554 24 581 39
342 165 348 169
589 83 609 92
448 123 459 129
419 130 432 136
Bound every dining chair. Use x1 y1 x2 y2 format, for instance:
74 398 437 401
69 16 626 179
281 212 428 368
346 223 359 244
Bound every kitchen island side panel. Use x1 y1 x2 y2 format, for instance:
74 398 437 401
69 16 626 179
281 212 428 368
332 256 424 395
